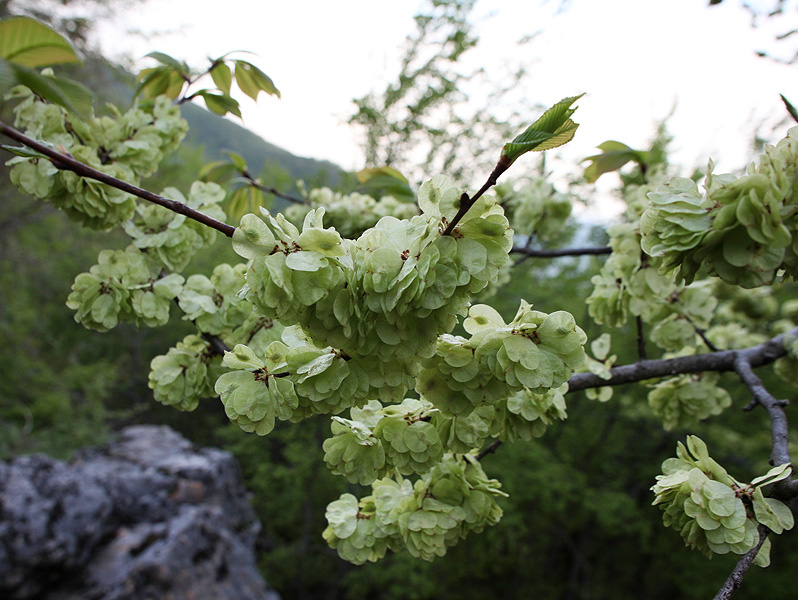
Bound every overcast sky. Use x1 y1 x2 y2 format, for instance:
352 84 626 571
96 0 798 191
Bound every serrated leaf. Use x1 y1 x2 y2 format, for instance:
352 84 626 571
0 17 79 67
501 131 555 163
501 94 583 166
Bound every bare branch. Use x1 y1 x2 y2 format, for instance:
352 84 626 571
713 524 770 600
251 181 307 205
0 121 236 238
476 439 503 461
567 326 798 392
733 353 798 499
510 245 612 259
686 315 720 352
201 332 231 356
442 160 509 236
238 168 307 205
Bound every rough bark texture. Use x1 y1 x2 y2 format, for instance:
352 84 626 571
0 425 281 600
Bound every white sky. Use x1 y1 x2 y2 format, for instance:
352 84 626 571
96 0 798 193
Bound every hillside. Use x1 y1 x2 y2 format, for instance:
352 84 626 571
181 103 344 186
69 56 346 187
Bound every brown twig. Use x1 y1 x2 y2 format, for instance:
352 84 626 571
712 524 770 600
239 168 307 205
0 121 236 237
442 160 510 236
476 439 503 461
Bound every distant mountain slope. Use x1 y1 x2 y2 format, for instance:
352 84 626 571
73 56 345 187
181 103 344 185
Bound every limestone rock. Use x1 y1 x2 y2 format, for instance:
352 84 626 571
0 425 281 600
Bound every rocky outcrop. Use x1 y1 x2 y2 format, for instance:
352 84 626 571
0 425 281 600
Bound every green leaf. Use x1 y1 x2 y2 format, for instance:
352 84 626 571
144 51 190 77
0 58 14 90
224 150 249 172
10 64 94 116
780 93 798 124
0 144 50 159
136 66 185 99
210 61 232 94
355 166 416 204
501 94 583 166
234 60 280 101
229 185 267 221
583 140 649 183
0 17 79 67
198 160 238 183
197 90 242 117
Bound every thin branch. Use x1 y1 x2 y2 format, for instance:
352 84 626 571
202 332 231 356
251 181 307 205
239 168 307 205
567 326 798 392
712 524 770 600
442 160 509 236
476 439 503 461
686 315 719 352
0 121 236 238
635 315 647 361
510 245 612 259
733 354 797 497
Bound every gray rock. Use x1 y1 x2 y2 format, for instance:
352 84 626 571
0 425 280 600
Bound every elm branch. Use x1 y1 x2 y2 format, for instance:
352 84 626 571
510 245 612 259
567 327 798 392
0 121 236 237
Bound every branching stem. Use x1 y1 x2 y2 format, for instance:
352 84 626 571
567 326 798 392
0 121 236 237
442 159 509 236
733 354 795 493
712 525 770 600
